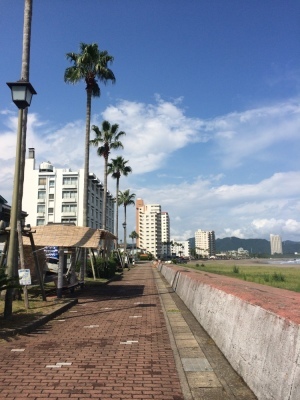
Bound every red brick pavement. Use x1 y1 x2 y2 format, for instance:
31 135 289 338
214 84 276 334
0 264 184 400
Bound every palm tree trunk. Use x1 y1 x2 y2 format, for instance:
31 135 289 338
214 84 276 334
102 156 108 230
115 178 119 246
83 89 92 227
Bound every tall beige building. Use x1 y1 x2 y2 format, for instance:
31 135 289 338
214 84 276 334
136 198 170 258
270 234 283 255
195 229 216 257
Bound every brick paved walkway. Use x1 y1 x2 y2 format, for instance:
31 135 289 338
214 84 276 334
0 263 256 400
0 264 184 400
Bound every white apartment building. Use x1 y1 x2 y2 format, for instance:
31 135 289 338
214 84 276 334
161 211 170 257
195 229 216 257
270 234 283 255
170 240 190 257
136 198 169 258
22 148 115 232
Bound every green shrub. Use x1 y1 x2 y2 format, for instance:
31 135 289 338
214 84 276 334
86 256 117 279
0 268 21 291
272 272 285 282
232 265 240 274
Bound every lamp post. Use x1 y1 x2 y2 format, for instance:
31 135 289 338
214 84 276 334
4 80 36 318
122 222 127 253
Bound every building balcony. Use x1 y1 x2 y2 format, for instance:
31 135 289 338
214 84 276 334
37 212 45 217
62 198 77 203
62 183 77 189
61 211 77 216
37 198 45 203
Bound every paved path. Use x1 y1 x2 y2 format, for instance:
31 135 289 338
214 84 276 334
0 264 256 400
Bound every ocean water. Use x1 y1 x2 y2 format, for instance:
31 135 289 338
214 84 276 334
268 259 300 265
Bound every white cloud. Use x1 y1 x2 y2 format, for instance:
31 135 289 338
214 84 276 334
132 170 300 241
1 97 300 242
206 100 300 167
100 97 207 173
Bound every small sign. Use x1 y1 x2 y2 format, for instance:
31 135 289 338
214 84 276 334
18 269 31 286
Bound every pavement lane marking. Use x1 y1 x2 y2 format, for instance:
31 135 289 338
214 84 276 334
11 349 25 352
83 325 99 328
46 362 72 368
120 340 139 344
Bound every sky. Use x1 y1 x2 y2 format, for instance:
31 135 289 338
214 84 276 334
0 0 300 242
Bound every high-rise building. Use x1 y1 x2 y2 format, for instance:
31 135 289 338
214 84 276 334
161 211 170 258
135 198 169 258
195 229 216 257
22 148 115 232
270 234 283 255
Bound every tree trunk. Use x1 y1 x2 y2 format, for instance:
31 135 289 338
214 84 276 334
102 156 108 230
115 178 120 247
83 89 92 227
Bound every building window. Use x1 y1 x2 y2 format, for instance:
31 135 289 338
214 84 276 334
49 180 55 187
61 218 76 224
36 219 45 226
38 191 46 199
49 194 54 200
62 204 77 213
39 177 46 185
62 190 77 199
48 208 54 214
37 205 45 213
63 177 78 185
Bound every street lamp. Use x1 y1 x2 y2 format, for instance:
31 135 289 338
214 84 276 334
7 80 36 109
122 222 127 253
4 80 36 318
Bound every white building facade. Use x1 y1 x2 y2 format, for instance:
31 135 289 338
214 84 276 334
161 211 170 258
136 198 170 259
270 234 283 255
170 240 190 257
195 229 216 257
22 148 114 232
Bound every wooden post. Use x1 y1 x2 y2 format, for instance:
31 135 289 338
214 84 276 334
28 232 46 301
57 247 64 298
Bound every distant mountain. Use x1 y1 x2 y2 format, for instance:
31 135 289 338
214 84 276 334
188 236 300 255
215 237 270 254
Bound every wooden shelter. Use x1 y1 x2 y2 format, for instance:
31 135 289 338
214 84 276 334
22 224 116 250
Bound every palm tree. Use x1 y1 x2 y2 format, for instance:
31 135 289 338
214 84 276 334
129 230 139 255
118 190 136 253
90 121 125 230
64 43 115 227
107 156 132 245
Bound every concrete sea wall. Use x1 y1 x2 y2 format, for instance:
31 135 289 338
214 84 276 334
159 264 300 400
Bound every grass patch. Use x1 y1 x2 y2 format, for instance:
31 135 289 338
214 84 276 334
187 262 300 292
0 275 115 333
232 265 240 274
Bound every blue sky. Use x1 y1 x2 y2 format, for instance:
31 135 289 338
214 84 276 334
1 0 300 241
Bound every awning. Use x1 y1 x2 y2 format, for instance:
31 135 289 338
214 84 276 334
22 224 116 249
